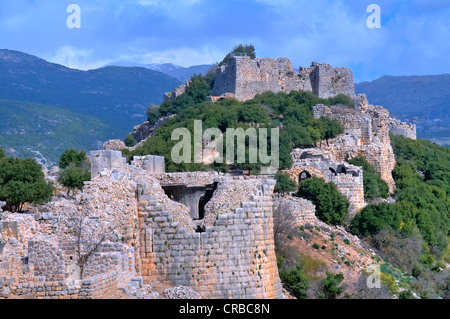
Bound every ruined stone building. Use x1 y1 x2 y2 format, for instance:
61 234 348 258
1 151 283 299
211 57 355 101
165 56 356 103
1 54 419 300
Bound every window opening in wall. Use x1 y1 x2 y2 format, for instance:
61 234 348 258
337 165 347 174
299 171 312 183
197 183 217 221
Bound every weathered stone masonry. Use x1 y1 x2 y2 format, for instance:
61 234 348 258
211 56 356 101
89 152 284 299
137 176 283 299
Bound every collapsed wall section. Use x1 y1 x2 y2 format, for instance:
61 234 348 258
137 177 283 299
285 149 366 217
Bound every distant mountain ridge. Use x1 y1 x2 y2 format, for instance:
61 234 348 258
0 49 182 165
355 74 450 142
102 61 214 82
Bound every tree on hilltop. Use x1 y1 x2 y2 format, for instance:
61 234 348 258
219 44 256 66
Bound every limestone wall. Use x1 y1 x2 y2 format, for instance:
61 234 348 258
389 118 417 140
273 197 316 225
138 177 283 299
311 99 401 192
28 238 66 282
285 149 366 216
4 271 118 299
211 56 355 101
311 62 355 99
90 150 165 179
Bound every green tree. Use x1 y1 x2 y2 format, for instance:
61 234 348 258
319 117 344 142
320 272 346 299
398 290 415 299
124 134 137 147
58 164 91 196
146 105 161 126
296 177 349 225
219 44 256 66
278 265 309 299
185 75 211 104
348 156 389 200
274 172 297 193
59 149 87 169
0 156 53 212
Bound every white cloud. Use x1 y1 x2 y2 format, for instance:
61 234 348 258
44 46 111 70
117 45 225 67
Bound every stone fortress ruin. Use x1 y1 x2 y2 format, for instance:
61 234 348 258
1 152 283 299
1 55 417 299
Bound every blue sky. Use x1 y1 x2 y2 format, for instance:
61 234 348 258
0 0 449 82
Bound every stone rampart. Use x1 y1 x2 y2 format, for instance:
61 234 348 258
210 56 355 101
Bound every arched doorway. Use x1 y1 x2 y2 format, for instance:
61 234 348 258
299 171 312 183
337 165 347 175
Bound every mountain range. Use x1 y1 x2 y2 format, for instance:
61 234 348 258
102 61 214 82
355 75 450 144
0 48 448 166
0 49 184 165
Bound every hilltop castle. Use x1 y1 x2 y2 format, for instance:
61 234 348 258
1 55 418 300
165 56 356 102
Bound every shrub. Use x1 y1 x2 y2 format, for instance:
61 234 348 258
0 156 54 212
59 148 87 169
398 290 415 299
124 134 137 147
146 105 161 126
296 177 349 226
326 94 354 108
320 272 346 299
278 265 309 299
274 172 297 193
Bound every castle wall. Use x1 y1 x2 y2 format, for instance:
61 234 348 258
137 177 283 299
211 57 355 101
312 63 356 99
285 150 366 217
90 151 165 179
389 118 417 140
312 98 403 193
273 197 316 225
